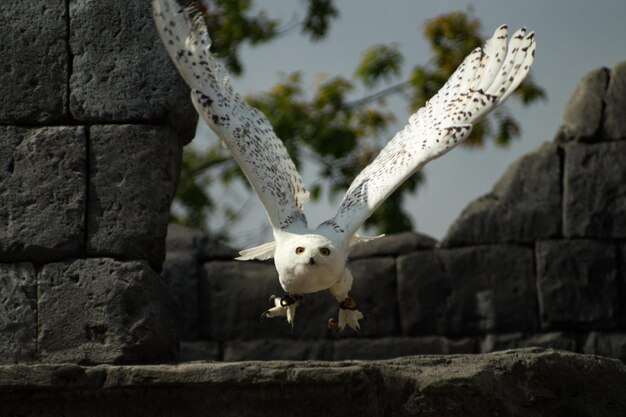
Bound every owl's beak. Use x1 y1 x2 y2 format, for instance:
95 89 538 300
308 257 316 265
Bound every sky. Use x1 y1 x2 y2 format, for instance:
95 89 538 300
192 0 626 248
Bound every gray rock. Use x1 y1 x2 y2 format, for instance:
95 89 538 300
0 126 86 262
346 257 400 337
439 245 538 335
162 251 200 340
179 341 220 362
1 349 625 417
396 250 449 335
536 240 620 328
442 143 561 246
348 231 437 259
0 263 37 363
333 336 476 360
0 0 68 123
604 61 626 140
481 332 577 354
38 258 177 364
69 0 196 141
202 260 337 340
400 246 537 335
86 125 182 271
583 332 626 362
555 67 609 143
564 141 626 238
223 339 333 361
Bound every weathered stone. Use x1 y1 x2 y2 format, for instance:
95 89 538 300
536 240 620 328
1 349 625 417
0 263 37 364
481 332 577 354
223 339 333 361
87 125 182 271
564 142 626 238
583 332 626 362
0 126 86 262
333 336 476 360
440 245 538 335
555 67 609 143
346 257 399 337
400 246 537 335
69 0 196 140
442 143 561 246
179 341 220 362
604 61 626 140
162 251 200 340
348 231 437 259
38 258 177 364
202 261 336 340
0 0 68 123
397 250 449 335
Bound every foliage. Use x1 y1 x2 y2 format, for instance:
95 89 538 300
171 3 545 240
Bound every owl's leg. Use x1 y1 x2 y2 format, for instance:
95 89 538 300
327 269 364 335
261 294 304 328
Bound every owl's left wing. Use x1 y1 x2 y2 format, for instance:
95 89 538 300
318 25 536 243
153 0 309 232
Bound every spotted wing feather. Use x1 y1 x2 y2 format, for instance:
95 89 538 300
319 25 536 242
153 0 309 232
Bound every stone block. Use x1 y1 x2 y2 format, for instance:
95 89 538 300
38 258 177 364
346 257 399 337
179 341 220 362
348 231 436 259
69 0 196 140
397 250 449 335
564 142 626 238
0 126 86 262
583 332 626 362
440 245 537 335
604 61 626 140
400 246 537 335
333 336 476 360
86 125 182 271
536 240 620 328
162 251 200 340
0 0 68 123
480 332 577 354
555 67 608 143
442 143 561 246
202 261 337 340
0 263 37 363
223 339 333 361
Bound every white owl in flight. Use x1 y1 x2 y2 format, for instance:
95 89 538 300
153 0 536 335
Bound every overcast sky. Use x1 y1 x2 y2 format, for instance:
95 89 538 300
193 0 626 247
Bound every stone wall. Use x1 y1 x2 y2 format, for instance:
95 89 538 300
164 62 626 363
0 0 195 364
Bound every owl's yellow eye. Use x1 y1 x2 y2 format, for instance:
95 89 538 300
320 247 330 256
295 247 305 255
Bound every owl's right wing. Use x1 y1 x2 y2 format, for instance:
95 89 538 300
153 0 309 233
318 25 536 244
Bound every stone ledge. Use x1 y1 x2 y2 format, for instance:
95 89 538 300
0 349 624 417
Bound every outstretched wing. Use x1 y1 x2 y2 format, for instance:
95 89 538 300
153 0 309 232
318 25 536 242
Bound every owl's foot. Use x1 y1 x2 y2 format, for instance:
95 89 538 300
328 297 364 336
261 294 304 327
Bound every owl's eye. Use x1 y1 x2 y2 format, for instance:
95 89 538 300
319 247 331 256
295 247 305 255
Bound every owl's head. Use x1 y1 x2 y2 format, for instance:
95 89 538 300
275 234 345 271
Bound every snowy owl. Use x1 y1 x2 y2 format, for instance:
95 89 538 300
153 0 536 334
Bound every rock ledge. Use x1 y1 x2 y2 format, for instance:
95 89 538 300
1 349 624 417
